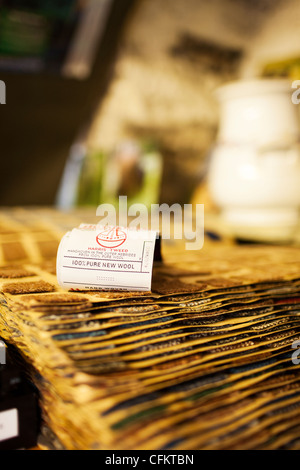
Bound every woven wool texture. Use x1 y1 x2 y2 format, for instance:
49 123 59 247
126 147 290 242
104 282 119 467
0 208 300 449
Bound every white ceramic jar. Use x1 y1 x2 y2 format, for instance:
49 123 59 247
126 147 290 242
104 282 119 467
208 78 300 241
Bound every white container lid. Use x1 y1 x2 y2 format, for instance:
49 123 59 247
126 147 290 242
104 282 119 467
215 78 291 102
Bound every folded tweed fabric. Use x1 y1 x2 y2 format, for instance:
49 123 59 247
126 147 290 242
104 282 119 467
0 208 300 449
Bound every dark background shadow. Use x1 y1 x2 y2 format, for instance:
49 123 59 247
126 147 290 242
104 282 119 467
0 0 136 206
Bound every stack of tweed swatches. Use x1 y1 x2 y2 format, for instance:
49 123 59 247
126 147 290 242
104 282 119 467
0 208 300 449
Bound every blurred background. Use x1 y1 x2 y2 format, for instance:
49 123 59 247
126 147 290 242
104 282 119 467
0 0 300 242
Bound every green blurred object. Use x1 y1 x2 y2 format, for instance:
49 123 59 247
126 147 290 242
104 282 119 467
262 56 300 80
0 1 79 73
0 8 50 57
68 140 163 209
76 149 106 207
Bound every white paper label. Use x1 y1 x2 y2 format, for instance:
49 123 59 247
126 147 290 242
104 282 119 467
57 226 157 291
0 409 18 442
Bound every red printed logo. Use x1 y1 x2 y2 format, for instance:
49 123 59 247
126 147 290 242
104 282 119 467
96 227 127 249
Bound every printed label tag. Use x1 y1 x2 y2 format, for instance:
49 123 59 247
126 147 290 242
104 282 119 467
0 409 18 442
57 226 157 291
